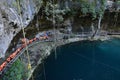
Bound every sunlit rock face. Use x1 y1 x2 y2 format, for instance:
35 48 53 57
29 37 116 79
0 0 42 58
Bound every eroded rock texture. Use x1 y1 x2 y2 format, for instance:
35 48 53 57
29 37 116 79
0 0 42 58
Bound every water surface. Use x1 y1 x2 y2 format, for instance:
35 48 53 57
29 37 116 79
34 38 120 80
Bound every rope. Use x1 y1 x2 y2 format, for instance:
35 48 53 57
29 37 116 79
114 12 118 27
17 0 31 70
17 0 33 80
43 62 46 80
52 0 57 60
36 15 40 32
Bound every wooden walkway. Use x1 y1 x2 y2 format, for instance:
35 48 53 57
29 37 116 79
0 39 53 76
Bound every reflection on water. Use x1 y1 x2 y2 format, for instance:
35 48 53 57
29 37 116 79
33 38 120 80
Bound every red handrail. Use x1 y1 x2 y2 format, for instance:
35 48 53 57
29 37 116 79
0 34 49 72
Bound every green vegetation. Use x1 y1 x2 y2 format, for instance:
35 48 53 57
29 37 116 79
41 0 107 23
44 1 69 23
79 0 106 18
2 0 120 79
118 1 120 3
2 59 26 80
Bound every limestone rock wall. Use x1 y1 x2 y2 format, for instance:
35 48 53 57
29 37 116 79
0 0 42 58
0 0 119 58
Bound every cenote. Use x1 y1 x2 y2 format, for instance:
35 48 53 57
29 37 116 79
33 38 120 80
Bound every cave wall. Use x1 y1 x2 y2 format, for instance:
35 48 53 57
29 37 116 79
0 0 120 58
0 0 42 58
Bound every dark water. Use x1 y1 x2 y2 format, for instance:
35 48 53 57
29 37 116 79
34 38 120 80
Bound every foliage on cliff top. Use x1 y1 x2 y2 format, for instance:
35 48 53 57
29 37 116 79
41 0 107 23
79 0 106 18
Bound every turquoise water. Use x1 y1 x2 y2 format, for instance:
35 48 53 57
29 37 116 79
34 38 120 80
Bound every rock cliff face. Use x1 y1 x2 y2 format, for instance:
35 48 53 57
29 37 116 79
0 0 120 58
0 0 42 58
